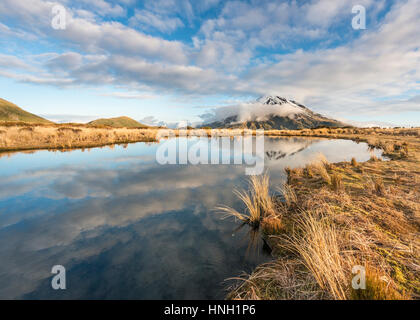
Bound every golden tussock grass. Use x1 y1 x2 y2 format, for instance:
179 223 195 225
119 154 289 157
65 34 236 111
281 211 351 300
226 128 420 300
305 154 331 185
330 173 343 192
217 173 278 229
0 124 159 152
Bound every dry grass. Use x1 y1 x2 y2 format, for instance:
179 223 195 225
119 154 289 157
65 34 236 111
0 124 158 152
225 128 420 300
217 173 277 229
1 125 262 152
331 173 343 192
282 211 351 300
227 259 323 300
370 155 381 162
370 177 386 196
306 154 331 185
278 183 297 209
350 267 407 300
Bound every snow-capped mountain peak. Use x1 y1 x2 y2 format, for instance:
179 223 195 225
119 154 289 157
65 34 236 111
201 95 346 130
257 96 308 111
258 95 288 105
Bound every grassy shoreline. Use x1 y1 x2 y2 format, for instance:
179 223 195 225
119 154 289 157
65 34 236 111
0 123 265 153
223 127 419 300
0 123 159 152
2 122 418 154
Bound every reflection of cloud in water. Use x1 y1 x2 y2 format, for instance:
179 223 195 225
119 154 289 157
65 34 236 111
0 137 383 299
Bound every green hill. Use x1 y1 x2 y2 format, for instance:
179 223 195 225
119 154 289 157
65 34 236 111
0 98 52 124
88 116 148 128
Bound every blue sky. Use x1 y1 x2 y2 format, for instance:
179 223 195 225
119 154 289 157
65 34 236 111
0 0 419 127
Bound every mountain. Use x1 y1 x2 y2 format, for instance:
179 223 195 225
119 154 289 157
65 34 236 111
88 116 149 128
202 96 346 130
0 98 52 124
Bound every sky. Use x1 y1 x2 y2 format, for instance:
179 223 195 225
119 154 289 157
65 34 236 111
0 0 419 127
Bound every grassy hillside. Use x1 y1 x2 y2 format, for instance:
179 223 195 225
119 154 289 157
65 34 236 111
0 98 52 124
88 116 148 128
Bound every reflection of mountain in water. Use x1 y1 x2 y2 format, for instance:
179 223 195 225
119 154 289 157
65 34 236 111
264 137 317 161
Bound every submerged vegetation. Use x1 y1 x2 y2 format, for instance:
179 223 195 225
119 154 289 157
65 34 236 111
223 127 419 300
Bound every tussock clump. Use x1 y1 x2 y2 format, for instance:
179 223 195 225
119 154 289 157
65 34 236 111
369 155 381 162
282 212 351 300
370 178 386 196
227 259 323 300
217 173 277 229
331 173 343 192
306 154 331 185
284 166 293 184
305 166 314 178
261 217 283 235
279 184 297 209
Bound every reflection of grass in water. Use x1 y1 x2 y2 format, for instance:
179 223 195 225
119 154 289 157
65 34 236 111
232 221 272 258
217 173 280 258
231 222 272 261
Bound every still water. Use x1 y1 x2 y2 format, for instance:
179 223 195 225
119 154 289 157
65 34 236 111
0 137 383 299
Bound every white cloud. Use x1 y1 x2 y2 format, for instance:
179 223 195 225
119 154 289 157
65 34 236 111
40 114 99 123
129 9 184 33
201 99 307 124
78 0 125 17
0 0 418 121
99 91 156 100
139 116 167 127
0 0 187 64
237 0 420 117
0 54 32 70
142 0 195 24
45 52 83 72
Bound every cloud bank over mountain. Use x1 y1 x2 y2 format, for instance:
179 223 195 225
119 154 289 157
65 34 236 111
0 0 419 124
201 97 307 124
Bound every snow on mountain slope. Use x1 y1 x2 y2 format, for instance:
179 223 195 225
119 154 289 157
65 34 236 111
201 96 347 130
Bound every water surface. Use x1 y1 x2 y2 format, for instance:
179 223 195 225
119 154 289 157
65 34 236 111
0 137 383 299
